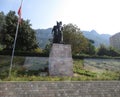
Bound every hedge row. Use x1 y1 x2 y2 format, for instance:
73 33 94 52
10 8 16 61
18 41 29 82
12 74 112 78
0 50 48 57
0 50 120 59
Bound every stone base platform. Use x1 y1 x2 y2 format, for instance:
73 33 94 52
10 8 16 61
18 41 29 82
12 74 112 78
49 44 73 76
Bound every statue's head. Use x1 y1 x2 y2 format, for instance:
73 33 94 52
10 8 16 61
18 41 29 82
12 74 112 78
59 21 62 25
56 21 62 26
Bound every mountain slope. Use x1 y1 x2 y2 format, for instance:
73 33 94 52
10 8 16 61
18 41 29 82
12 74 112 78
35 29 111 48
82 30 111 47
35 28 52 49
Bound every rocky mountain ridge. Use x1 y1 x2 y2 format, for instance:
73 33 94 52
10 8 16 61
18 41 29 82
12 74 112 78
35 28 111 48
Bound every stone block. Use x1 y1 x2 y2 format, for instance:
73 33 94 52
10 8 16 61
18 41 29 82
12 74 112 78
49 44 73 76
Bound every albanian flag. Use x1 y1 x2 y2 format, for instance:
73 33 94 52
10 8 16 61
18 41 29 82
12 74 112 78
18 3 22 23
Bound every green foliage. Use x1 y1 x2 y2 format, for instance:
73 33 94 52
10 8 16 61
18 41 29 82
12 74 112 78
73 60 97 77
0 50 49 57
43 43 52 54
63 24 89 54
2 71 120 81
17 20 38 51
34 48 43 53
108 46 120 56
0 11 6 34
0 44 3 51
0 11 38 51
97 71 120 80
85 39 96 55
0 12 6 48
63 24 95 55
1 11 17 49
97 44 120 57
0 55 25 79
73 59 120 80
97 44 108 56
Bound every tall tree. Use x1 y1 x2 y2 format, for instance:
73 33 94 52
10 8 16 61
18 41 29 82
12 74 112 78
1 11 38 51
85 39 95 55
17 20 38 51
2 11 17 50
97 44 108 56
0 12 6 43
97 44 120 56
63 24 89 54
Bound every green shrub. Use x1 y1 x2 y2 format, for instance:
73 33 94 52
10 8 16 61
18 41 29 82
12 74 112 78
97 45 120 57
34 48 43 53
0 50 49 57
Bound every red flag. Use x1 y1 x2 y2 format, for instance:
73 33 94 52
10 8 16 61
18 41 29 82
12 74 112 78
18 5 22 23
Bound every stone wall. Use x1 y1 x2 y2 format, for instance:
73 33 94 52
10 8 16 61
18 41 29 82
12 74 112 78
0 81 120 97
23 57 48 70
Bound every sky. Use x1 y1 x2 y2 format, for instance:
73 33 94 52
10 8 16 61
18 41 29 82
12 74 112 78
0 0 120 35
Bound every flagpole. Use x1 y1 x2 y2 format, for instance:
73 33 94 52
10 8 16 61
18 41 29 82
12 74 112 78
8 0 23 78
9 20 20 77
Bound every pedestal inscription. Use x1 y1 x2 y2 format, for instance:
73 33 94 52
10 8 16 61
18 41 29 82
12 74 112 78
49 44 73 76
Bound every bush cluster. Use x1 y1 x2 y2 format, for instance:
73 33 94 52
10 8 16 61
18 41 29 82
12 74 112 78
97 45 120 57
0 50 49 57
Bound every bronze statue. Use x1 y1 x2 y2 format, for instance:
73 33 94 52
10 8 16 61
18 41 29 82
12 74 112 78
52 21 63 43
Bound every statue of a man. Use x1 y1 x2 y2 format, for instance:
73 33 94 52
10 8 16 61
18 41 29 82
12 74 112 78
52 21 63 43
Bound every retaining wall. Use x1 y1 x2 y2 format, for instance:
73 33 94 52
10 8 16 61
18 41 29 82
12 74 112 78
0 81 120 97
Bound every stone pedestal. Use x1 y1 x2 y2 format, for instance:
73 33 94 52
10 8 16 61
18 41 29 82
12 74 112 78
49 44 73 76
